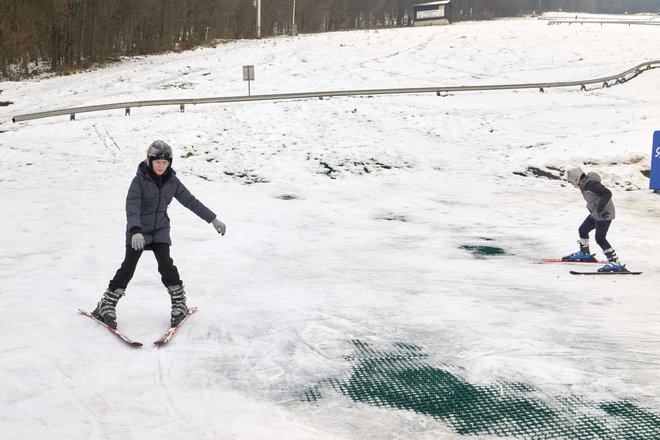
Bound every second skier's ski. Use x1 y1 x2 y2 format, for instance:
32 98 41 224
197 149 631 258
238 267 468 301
536 258 605 264
569 270 642 276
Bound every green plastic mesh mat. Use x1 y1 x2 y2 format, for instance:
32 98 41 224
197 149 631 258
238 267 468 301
302 340 660 439
460 244 507 258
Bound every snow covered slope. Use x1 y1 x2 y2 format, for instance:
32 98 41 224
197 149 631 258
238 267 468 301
1 15 659 440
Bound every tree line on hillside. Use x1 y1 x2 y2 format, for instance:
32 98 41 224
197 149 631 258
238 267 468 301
1 0 659 80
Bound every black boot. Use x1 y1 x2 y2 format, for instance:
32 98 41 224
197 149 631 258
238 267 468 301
92 288 125 329
167 284 188 327
578 238 591 255
604 249 621 265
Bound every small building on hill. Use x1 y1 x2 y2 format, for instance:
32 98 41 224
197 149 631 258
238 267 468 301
413 1 452 26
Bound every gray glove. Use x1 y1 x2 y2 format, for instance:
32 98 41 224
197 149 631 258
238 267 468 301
131 233 145 251
211 218 226 236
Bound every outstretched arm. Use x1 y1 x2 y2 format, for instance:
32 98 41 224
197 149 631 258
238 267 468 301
174 180 225 235
174 180 216 222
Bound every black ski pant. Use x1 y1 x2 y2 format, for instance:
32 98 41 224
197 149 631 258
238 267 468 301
109 243 182 290
578 215 613 251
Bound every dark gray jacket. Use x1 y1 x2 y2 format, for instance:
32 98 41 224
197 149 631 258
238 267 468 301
578 172 615 221
125 162 216 246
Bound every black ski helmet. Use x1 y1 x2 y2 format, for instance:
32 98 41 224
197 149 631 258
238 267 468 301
147 140 173 169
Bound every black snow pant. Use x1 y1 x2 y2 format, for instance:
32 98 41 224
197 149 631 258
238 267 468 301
578 215 613 251
109 243 182 290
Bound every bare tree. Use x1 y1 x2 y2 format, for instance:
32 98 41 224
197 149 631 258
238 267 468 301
2 0 659 80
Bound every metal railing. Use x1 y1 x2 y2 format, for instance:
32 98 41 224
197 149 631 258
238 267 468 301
11 60 660 124
538 15 660 23
548 19 660 26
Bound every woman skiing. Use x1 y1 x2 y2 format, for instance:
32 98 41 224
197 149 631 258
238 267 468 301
562 167 625 272
93 140 226 329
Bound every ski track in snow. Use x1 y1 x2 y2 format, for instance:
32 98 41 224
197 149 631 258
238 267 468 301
1 13 660 440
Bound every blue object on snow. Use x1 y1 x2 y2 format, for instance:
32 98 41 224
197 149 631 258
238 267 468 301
563 251 596 262
598 263 627 272
651 131 660 190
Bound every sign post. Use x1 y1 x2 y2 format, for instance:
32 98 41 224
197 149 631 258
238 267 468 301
243 65 255 96
651 131 660 191
255 0 261 38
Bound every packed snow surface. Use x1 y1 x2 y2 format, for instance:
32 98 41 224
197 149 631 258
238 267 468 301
1 13 659 440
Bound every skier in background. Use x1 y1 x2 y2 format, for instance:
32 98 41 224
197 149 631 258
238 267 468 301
562 167 625 272
93 140 226 329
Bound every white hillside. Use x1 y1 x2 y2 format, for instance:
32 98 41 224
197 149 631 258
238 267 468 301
1 15 659 440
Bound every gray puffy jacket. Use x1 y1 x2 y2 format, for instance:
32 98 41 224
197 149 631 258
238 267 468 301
578 172 615 221
125 162 216 246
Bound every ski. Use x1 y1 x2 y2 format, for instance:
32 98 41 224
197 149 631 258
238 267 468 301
154 306 198 346
569 270 642 276
78 309 143 347
536 258 605 264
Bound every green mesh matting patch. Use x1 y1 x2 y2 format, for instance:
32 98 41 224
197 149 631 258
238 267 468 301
460 244 507 258
302 340 660 439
